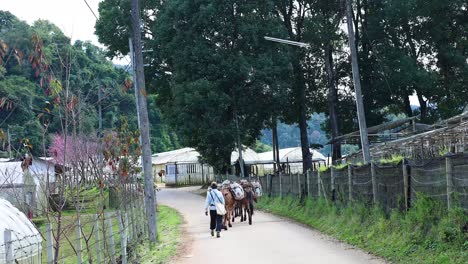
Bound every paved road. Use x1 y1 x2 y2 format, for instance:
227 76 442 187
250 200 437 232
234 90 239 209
158 187 386 264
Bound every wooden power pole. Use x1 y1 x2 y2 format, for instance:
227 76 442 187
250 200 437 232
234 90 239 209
130 0 158 242
345 0 371 163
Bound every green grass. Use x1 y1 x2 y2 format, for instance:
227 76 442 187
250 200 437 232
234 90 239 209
35 205 182 263
333 163 348 170
318 165 329 172
135 205 183 264
257 195 467 264
38 211 124 263
379 155 404 165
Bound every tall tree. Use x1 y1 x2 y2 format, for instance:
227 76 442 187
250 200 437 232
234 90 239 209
303 0 346 162
273 0 313 171
154 0 288 172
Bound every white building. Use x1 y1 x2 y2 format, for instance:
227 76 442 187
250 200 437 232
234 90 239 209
0 157 56 216
257 147 327 174
152 146 262 185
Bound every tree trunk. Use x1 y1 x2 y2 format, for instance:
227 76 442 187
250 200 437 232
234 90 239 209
293 57 312 172
130 0 157 243
325 42 341 162
404 92 413 117
272 120 280 173
416 91 427 120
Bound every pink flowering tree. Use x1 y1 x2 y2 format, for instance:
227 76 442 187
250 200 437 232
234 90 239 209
48 134 100 184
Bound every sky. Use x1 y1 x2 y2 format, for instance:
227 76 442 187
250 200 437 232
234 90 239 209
1 0 129 64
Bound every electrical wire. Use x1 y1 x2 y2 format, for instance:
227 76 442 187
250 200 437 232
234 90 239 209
82 0 99 20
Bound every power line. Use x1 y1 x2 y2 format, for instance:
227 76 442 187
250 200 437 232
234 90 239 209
82 0 98 20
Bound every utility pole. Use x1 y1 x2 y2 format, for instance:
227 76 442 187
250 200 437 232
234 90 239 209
128 38 142 131
130 0 157 242
345 0 371 163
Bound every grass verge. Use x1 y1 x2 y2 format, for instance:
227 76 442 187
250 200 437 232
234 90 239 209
135 205 183 264
36 211 123 263
257 196 467 264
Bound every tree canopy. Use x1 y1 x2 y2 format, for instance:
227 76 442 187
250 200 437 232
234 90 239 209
94 0 467 167
0 11 179 158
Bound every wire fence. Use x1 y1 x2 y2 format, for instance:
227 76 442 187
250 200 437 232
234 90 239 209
1 192 148 264
256 154 468 212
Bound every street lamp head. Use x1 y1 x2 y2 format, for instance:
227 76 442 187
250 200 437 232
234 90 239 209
264 36 310 49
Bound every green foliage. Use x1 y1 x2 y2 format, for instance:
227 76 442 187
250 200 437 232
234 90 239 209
260 114 360 157
332 163 348 170
94 0 467 167
0 11 179 156
250 140 272 153
136 205 182 264
257 195 468 263
318 165 329 172
379 155 404 165
150 0 290 171
439 147 450 157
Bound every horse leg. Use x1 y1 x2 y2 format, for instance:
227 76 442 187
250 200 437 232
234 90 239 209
223 213 227 231
250 199 254 216
228 209 232 227
243 203 247 221
240 204 244 222
248 204 252 225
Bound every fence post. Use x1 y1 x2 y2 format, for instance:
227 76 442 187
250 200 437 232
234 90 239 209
75 218 83 264
289 173 293 194
371 162 378 204
46 223 54 264
266 174 271 197
4 229 13 264
106 212 117 264
331 167 336 201
297 173 301 198
279 173 283 198
201 164 205 183
117 211 127 264
125 212 130 242
317 170 322 198
348 165 353 201
445 157 454 209
402 159 409 211
141 198 148 238
93 214 102 264
131 202 138 239
306 170 311 199
137 197 144 238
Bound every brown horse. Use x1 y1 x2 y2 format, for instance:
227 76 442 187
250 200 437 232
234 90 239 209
238 180 253 225
221 185 235 230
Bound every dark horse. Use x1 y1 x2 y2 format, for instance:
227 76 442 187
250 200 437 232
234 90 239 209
236 179 254 225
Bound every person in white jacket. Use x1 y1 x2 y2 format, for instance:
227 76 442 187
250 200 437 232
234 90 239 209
205 182 225 238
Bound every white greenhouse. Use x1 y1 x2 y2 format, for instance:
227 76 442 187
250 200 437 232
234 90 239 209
0 198 42 264
257 147 327 174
